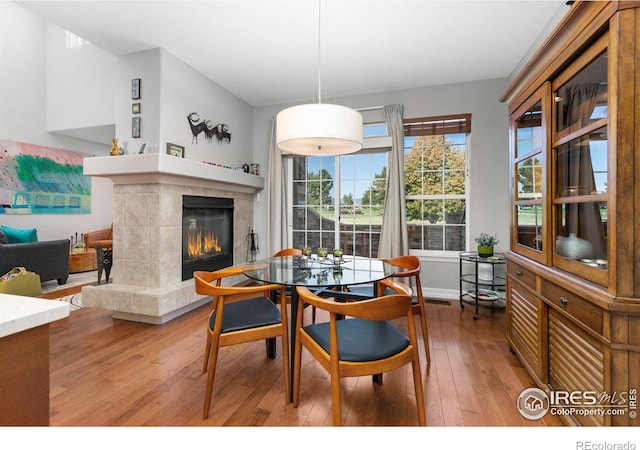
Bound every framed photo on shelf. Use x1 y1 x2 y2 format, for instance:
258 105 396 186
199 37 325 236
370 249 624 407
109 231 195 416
166 142 184 158
132 102 141 114
132 117 141 138
131 78 141 100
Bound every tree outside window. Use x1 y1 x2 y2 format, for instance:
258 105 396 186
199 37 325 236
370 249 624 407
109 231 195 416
403 114 470 252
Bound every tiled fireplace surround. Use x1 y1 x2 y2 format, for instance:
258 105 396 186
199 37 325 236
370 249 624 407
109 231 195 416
81 154 263 324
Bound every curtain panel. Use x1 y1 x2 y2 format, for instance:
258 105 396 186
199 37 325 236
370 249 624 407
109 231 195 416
267 117 289 255
378 104 408 258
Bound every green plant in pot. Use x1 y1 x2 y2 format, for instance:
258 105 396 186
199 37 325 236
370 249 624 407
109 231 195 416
475 232 499 257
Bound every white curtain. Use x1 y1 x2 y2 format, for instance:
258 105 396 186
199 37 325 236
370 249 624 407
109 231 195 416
378 104 408 258
267 117 289 254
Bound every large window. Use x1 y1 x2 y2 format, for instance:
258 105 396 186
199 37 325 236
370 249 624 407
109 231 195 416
289 114 469 257
291 150 388 258
404 114 470 252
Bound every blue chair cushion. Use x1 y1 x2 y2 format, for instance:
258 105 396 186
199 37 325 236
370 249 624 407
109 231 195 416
348 285 419 305
210 297 281 333
303 319 409 362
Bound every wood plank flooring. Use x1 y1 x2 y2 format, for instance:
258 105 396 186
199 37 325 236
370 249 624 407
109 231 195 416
47 298 563 427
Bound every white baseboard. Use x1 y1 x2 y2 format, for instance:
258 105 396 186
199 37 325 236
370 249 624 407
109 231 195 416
423 287 459 302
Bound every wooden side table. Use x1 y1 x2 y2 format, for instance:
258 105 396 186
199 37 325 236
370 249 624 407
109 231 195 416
69 248 97 273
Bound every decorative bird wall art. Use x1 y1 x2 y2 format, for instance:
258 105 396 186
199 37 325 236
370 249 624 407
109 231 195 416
187 112 232 144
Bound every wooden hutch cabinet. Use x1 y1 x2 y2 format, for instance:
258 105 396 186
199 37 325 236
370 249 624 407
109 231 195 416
500 1 640 426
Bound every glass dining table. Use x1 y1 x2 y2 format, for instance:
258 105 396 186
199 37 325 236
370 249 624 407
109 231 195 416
242 254 402 401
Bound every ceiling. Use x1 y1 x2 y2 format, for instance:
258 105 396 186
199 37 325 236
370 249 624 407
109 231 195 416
17 0 569 108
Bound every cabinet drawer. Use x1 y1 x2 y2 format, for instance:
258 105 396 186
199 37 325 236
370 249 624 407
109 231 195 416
540 280 603 335
506 261 536 290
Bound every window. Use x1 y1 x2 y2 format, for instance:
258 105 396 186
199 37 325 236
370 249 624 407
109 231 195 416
288 114 470 256
65 30 90 49
363 122 388 137
291 145 388 258
403 114 470 252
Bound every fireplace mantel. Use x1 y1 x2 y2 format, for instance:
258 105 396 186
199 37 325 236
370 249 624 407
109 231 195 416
84 153 263 193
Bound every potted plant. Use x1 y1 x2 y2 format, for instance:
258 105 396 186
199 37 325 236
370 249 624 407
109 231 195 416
475 232 499 257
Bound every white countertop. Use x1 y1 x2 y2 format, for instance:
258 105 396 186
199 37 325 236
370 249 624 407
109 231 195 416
0 294 69 338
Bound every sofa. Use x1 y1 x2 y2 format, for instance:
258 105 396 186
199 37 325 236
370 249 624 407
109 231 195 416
84 224 113 249
0 239 70 285
0 226 70 285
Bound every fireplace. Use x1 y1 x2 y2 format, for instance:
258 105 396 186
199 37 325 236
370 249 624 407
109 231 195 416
182 195 234 281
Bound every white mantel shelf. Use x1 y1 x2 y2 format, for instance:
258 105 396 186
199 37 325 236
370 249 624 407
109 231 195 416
84 153 264 193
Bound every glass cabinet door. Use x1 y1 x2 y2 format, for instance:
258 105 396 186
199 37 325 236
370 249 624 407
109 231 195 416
551 38 608 286
510 84 549 264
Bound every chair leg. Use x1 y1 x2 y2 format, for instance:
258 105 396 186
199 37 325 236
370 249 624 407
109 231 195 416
411 358 426 426
202 342 219 420
418 310 431 364
292 333 303 407
202 334 211 373
330 367 342 426
280 334 290 405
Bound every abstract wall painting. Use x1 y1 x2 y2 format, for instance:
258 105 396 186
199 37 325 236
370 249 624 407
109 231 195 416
0 140 91 215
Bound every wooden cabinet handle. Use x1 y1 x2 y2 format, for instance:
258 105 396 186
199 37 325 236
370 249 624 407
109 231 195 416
515 270 522 276
560 296 568 305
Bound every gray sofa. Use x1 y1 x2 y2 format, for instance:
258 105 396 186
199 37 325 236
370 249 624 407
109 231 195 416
0 239 70 285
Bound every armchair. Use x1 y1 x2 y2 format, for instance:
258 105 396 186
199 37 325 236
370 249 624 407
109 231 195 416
84 224 113 249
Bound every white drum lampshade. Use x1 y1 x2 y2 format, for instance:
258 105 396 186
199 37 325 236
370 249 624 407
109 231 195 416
276 103 363 156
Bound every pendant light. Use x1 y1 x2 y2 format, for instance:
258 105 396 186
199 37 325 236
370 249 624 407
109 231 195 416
275 1 363 156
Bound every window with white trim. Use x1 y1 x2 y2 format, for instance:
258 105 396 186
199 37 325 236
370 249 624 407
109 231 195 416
404 114 470 252
290 128 389 257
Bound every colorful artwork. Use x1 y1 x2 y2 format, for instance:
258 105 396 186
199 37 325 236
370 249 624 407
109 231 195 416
0 140 91 214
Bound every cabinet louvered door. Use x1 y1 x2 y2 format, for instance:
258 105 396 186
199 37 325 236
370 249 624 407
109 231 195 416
548 308 606 426
508 282 545 383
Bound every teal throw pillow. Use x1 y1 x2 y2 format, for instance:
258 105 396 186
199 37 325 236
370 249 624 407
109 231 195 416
0 225 38 243
0 228 8 244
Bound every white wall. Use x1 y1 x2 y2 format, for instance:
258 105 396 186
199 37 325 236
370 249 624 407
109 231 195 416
0 2 113 242
114 48 254 166
46 22 116 140
116 49 162 155
159 50 254 166
252 78 511 296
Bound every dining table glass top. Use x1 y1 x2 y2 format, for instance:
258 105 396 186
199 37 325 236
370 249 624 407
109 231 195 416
242 255 401 288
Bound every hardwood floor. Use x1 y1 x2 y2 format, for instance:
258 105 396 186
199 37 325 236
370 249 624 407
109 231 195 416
48 298 563 427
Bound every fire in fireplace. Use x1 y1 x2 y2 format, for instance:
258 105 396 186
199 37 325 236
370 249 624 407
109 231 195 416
182 195 234 281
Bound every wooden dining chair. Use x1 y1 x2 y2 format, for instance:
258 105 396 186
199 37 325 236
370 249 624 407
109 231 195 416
346 255 430 364
194 266 290 419
272 248 302 258
293 278 426 426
